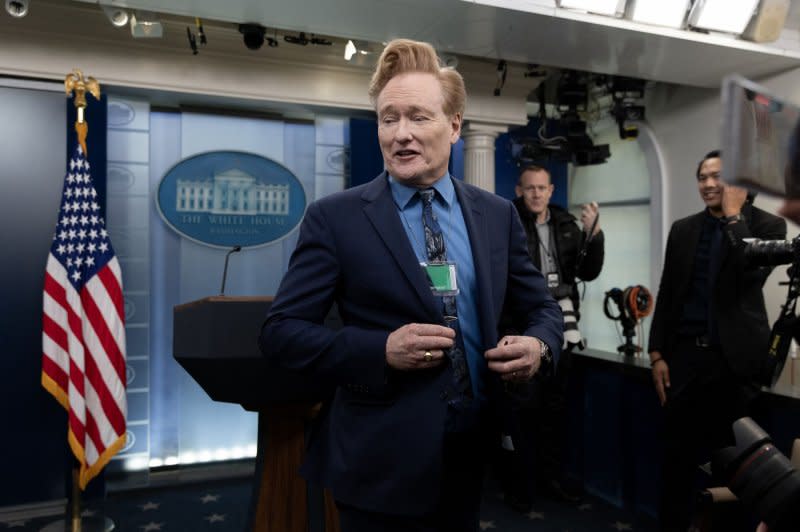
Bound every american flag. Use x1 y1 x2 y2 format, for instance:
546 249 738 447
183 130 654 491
41 144 127 490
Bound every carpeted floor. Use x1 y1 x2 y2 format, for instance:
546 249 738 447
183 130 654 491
1 476 657 532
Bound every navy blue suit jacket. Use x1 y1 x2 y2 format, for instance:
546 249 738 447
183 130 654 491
260 173 562 514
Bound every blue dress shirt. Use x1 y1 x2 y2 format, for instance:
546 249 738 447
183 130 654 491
388 173 486 400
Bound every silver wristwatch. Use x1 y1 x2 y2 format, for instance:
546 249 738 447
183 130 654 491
538 338 553 370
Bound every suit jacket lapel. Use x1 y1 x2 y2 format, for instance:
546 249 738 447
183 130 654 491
362 173 442 322
676 212 705 296
453 179 496 347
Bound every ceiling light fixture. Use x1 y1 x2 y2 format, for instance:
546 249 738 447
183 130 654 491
558 0 626 17
687 0 760 34
625 0 690 29
344 39 357 61
130 10 163 38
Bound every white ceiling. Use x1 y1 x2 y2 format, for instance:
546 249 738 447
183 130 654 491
69 0 800 88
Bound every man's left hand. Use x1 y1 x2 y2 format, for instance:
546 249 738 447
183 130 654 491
485 335 541 381
581 202 600 236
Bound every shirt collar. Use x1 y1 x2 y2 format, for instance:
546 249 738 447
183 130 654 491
704 208 725 224
536 208 551 226
388 173 454 210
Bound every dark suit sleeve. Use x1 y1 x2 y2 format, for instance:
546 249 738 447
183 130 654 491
259 201 390 392
505 203 564 363
576 229 605 282
648 223 678 355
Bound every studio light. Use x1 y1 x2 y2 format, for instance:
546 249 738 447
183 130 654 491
238 23 266 50
626 0 690 29
558 0 626 17
5 0 28 18
130 10 163 38
610 76 646 140
344 39 357 61
101 4 129 28
687 0 760 34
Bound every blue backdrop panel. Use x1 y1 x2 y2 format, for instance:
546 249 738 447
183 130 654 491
348 117 466 188
349 118 383 187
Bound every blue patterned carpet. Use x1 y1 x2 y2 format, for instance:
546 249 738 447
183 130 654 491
1 476 657 532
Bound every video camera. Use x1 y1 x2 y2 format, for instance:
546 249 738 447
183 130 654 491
717 75 800 532
722 75 800 389
741 236 800 388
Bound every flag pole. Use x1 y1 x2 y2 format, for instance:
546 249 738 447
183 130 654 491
66 67 102 532
71 467 81 532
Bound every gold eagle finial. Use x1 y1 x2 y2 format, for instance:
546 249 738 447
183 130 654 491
65 69 100 112
64 69 101 156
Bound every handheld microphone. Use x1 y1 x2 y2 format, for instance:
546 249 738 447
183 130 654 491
219 245 242 296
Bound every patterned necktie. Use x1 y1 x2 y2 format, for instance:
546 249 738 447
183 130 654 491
418 189 473 400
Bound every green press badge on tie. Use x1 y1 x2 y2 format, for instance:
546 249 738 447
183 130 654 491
421 261 459 296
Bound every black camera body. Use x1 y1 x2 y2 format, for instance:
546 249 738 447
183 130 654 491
713 418 800 531
743 235 800 387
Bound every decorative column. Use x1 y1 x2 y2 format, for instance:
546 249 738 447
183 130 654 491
461 122 508 193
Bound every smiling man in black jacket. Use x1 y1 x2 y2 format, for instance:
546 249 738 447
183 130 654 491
497 164 605 510
648 150 787 531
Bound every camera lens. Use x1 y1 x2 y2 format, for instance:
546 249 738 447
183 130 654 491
714 418 800 531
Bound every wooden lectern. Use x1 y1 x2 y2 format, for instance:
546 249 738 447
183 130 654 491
173 296 340 532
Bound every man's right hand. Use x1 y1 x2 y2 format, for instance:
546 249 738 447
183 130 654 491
650 351 670 406
386 323 454 370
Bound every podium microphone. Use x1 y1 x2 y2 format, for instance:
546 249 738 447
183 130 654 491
219 245 242 295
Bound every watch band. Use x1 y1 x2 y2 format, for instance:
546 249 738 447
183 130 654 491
723 213 744 224
537 338 552 368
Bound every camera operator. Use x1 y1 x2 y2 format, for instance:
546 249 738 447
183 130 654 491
648 150 787 531
497 165 604 510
